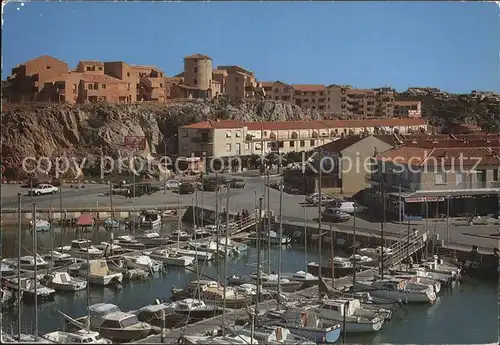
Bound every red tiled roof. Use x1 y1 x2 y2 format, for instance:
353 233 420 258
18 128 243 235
181 118 427 130
379 146 500 167
181 120 244 129
292 84 326 92
259 81 274 87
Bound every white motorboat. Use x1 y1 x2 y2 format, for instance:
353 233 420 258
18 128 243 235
30 218 51 232
349 254 375 266
355 279 437 304
383 273 441 294
45 272 87 292
169 230 191 242
4 277 56 303
62 303 151 342
1 262 16 276
96 242 125 254
43 251 76 267
235 324 316 344
282 271 319 284
115 236 145 250
358 247 394 259
189 241 225 256
140 211 162 228
59 240 103 259
3 255 49 270
170 248 213 261
135 231 170 246
162 298 222 321
71 260 123 286
313 299 385 333
249 230 292 245
147 249 195 267
179 334 258 344
97 311 151 342
123 255 163 273
42 330 110 344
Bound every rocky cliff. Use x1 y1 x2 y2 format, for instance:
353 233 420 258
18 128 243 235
1 99 319 178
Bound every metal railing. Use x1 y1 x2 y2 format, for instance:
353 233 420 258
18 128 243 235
383 230 428 268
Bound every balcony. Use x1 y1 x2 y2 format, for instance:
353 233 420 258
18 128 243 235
366 173 500 193
191 136 213 143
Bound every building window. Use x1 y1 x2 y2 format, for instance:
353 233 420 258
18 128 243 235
310 140 315 146
46 65 51 69
226 143 232 152
194 79 198 85
127 83 131 91
194 68 198 73
226 131 232 138
263 131 267 137
290 141 295 148
300 140 305 147
127 72 131 77
88 83 93 90
274 88 280 93
435 170 446 185
235 77 239 82
87 66 92 71
245 143 250 150
278 141 284 148
275 96 279 100
235 130 241 138
102 84 106 89
98 66 103 71
494 169 499 181
160 83 163 87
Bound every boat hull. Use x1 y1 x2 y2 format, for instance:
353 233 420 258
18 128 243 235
287 325 341 343
51 281 87 292
307 263 354 278
98 327 150 342
355 282 436 304
323 318 384 333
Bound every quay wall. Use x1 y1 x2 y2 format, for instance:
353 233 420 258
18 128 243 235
0 204 190 224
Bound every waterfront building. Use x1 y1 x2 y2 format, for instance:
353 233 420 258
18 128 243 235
283 134 398 195
177 118 427 159
366 140 500 220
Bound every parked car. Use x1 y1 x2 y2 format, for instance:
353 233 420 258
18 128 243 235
228 178 245 189
164 180 180 190
325 201 361 214
202 180 220 191
311 194 336 206
178 182 195 194
28 184 58 196
321 208 351 223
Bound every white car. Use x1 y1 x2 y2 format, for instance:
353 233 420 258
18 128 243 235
28 184 58 196
308 194 336 206
164 180 180 190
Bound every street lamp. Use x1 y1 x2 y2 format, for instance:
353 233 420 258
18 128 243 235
163 134 178 194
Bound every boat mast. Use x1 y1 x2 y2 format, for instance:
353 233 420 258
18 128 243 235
278 180 283 296
215 175 220 283
59 177 63 267
32 203 38 342
222 185 230 335
352 207 357 289
86 227 90 331
200 172 204 229
380 179 385 279
303 206 307 272
193 191 200 284
256 197 263 314
330 224 335 287
267 171 271 273
317 150 323 292
16 193 22 339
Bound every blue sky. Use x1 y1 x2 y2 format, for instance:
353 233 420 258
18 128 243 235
2 1 499 93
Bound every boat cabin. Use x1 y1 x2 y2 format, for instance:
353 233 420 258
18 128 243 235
82 260 113 276
19 255 47 267
176 299 205 310
139 232 161 239
71 240 92 251
100 312 142 329
375 279 408 290
52 272 74 285
320 299 361 316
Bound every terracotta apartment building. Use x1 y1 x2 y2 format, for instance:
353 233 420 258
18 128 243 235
3 54 419 116
260 82 402 117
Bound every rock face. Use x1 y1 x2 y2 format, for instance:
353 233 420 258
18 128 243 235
1 99 318 178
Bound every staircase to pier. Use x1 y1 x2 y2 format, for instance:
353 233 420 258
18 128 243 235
383 230 429 268
197 208 261 236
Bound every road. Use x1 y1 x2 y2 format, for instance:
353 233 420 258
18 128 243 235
1 173 498 252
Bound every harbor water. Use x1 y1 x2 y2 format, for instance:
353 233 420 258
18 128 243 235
1 222 498 344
